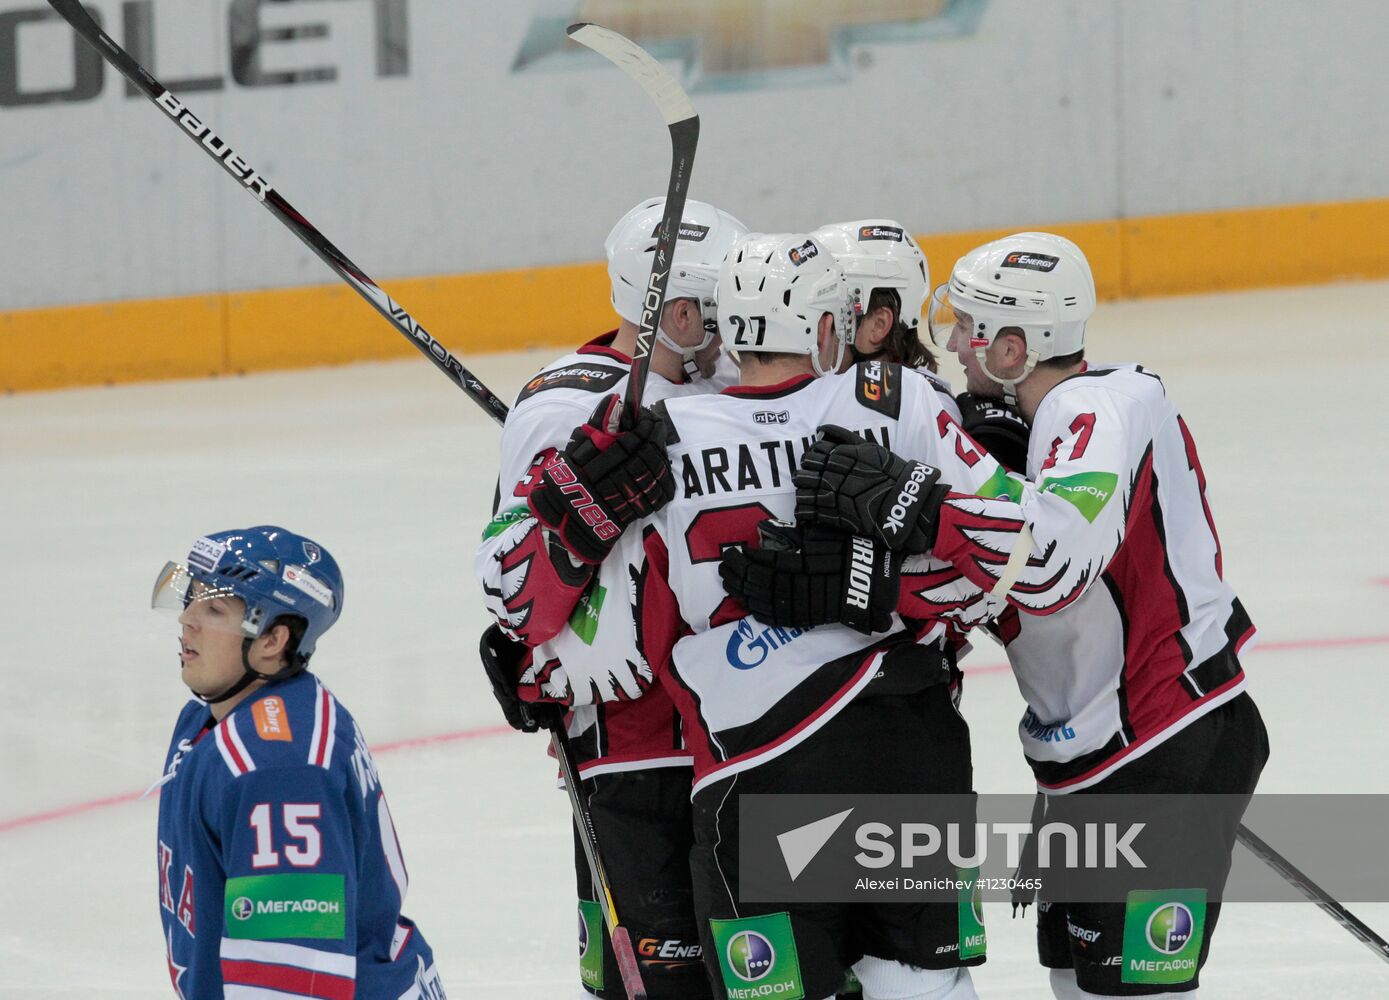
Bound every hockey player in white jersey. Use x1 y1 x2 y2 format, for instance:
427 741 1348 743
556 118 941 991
474 197 746 999
608 232 1015 1000
727 233 1268 999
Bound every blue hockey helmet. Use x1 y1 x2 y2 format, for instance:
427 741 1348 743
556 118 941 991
154 525 344 663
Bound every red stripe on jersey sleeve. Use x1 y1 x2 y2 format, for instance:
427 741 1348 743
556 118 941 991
1178 416 1224 579
313 690 331 767
1104 454 1192 734
634 530 684 685
221 959 355 1000
218 722 251 774
637 529 714 771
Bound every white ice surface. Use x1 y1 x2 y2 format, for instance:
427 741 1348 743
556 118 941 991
2 281 1387 997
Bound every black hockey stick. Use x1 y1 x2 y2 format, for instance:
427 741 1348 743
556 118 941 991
566 22 699 425
1236 824 1389 965
44 0 509 427
552 723 649 1000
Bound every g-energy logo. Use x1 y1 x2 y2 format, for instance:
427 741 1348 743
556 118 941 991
788 240 819 266
1002 251 1059 273
861 359 886 401
858 225 904 242
525 367 618 391
156 90 272 201
654 222 711 242
518 364 624 401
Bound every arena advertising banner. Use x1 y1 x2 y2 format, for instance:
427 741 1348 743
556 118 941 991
6 0 1389 317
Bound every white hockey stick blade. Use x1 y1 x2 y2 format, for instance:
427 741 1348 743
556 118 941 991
567 22 696 126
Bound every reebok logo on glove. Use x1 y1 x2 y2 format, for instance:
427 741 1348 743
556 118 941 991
884 463 932 536
546 458 620 542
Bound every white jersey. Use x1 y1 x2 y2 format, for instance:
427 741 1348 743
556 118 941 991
474 333 734 777
985 364 1254 791
631 362 1009 795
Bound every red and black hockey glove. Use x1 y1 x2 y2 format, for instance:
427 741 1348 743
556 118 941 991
719 520 900 635
793 425 949 556
956 392 1030 474
528 393 675 565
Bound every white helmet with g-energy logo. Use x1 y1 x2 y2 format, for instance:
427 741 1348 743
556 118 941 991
716 233 853 377
605 197 749 362
812 219 929 330
934 232 1095 398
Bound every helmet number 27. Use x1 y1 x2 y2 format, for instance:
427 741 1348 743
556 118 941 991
729 315 767 347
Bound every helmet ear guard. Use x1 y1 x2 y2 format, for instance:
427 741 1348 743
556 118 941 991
716 233 854 377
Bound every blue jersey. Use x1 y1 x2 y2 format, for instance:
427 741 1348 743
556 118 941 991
154 671 444 999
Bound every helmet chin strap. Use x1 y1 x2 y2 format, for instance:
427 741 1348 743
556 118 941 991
195 638 307 705
974 344 1039 407
811 327 849 378
655 319 716 382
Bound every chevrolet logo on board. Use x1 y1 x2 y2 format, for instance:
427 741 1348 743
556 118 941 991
512 1 988 91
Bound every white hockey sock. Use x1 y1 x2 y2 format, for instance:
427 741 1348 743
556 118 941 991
1049 968 1197 1000
851 957 978 1000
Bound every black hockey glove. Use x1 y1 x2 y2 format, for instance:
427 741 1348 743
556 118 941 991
528 393 675 565
719 521 900 635
478 624 564 733
794 425 949 556
956 392 1030 474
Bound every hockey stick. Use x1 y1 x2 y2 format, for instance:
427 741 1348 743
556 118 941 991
50 3 651 992
566 22 699 425
552 723 649 1000
44 0 509 427
1236 824 1389 965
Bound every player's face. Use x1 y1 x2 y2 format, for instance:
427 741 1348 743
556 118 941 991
946 308 997 396
177 584 249 696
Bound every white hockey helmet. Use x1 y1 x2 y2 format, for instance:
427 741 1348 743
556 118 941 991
716 233 853 377
931 232 1095 399
812 220 929 330
605 197 749 361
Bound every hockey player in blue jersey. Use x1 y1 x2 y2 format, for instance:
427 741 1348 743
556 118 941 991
150 526 445 999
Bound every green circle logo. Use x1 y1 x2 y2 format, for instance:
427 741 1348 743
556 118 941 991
727 930 775 982
231 896 254 921
1146 903 1194 954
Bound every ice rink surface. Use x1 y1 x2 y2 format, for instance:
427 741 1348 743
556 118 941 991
3 280 1387 998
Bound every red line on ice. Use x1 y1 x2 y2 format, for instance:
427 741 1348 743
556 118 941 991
5 634 1389 835
0 723 515 835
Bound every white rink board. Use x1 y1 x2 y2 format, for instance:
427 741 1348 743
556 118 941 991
6 0 1389 309
1 281 1388 996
